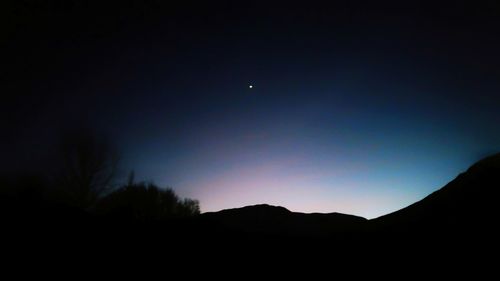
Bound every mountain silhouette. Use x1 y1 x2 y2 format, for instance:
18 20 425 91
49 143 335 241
2 153 499 254
371 153 500 237
198 153 500 239
201 204 366 237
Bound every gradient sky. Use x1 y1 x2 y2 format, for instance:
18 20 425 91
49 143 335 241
2 1 500 218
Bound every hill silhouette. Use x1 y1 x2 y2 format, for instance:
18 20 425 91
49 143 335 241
201 204 366 237
2 153 500 258
370 152 500 237
187 153 500 243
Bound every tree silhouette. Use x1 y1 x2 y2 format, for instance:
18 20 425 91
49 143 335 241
55 128 119 209
178 198 201 217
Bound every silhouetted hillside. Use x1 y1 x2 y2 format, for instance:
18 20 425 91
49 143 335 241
2 153 500 253
371 153 500 237
201 204 367 237
198 154 500 240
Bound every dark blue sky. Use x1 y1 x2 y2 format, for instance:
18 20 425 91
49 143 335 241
2 1 500 218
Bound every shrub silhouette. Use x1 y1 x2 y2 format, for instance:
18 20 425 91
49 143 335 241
97 181 200 220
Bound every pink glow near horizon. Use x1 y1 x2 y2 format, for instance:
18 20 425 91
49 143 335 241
175 157 419 219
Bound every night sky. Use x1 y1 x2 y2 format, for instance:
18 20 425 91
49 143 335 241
2 1 500 218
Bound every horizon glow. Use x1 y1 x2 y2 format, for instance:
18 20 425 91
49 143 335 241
122 95 497 219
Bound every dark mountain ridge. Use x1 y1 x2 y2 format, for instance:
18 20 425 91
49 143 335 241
1 153 499 250
201 204 366 237
370 153 500 235
201 153 500 238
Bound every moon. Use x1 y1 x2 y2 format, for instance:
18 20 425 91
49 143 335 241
249 84 253 89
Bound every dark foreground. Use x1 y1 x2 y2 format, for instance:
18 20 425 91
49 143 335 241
2 154 499 271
